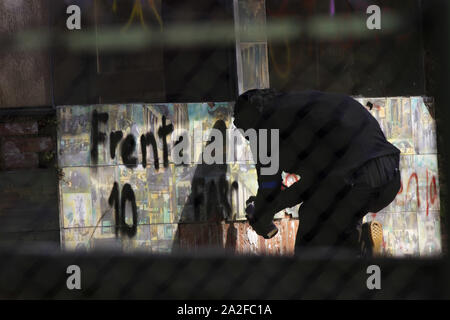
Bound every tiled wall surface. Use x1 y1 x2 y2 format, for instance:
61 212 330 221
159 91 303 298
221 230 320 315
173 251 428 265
358 97 441 257
57 96 441 257
58 102 298 252
56 0 441 256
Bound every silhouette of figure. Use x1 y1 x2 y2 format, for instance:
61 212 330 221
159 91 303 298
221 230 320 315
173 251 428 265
234 89 401 256
172 120 235 253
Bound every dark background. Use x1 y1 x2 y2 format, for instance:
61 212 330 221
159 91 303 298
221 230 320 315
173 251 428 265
266 0 426 97
51 0 237 105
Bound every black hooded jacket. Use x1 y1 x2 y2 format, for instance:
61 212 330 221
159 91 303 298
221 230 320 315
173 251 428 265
234 90 400 223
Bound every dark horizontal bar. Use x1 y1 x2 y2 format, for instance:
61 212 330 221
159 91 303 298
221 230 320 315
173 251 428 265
0 250 447 299
0 107 55 119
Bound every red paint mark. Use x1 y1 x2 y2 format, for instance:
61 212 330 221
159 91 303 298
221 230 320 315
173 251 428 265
402 170 438 217
398 181 403 194
430 175 437 205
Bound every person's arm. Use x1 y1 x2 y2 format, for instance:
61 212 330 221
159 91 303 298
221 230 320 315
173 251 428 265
250 170 315 229
248 163 282 233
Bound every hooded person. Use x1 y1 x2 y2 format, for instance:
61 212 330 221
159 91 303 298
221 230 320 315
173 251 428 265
233 88 401 256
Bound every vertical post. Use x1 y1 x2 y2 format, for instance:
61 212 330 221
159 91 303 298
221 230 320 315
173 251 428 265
233 0 270 94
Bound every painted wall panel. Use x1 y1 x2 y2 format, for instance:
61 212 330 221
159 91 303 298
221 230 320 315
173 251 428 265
58 102 263 252
58 96 442 257
361 97 442 257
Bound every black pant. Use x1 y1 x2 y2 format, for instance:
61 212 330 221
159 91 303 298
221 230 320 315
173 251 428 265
294 154 401 257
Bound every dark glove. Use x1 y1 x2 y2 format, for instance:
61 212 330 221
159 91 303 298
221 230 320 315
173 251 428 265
245 201 278 239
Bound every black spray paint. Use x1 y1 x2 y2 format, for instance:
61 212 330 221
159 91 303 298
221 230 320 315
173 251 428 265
157 116 174 168
121 134 138 168
110 131 123 159
91 110 109 164
140 132 159 170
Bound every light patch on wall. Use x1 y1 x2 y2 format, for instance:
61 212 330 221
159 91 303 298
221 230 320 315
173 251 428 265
359 96 441 257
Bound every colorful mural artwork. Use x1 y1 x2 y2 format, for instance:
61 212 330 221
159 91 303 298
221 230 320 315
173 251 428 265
54 0 442 256
358 97 441 257
58 103 263 252
57 96 441 257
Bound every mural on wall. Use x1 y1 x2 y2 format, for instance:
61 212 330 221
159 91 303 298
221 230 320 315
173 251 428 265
57 96 441 257
55 0 441 256
58 103 267 252
359 97 441 257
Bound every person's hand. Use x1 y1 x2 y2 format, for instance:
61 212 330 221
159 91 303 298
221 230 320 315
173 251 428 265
245 201 278 239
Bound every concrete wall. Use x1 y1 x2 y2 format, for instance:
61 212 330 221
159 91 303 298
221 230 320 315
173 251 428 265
56 102 298 254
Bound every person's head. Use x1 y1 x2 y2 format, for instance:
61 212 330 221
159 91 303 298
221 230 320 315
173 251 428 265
233 88 280 130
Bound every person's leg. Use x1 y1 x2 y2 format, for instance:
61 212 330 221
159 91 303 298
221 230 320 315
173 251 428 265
354 153 401 213
294 154 400 257
367 169 401 213
294 178 371 257
354 154 401 256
